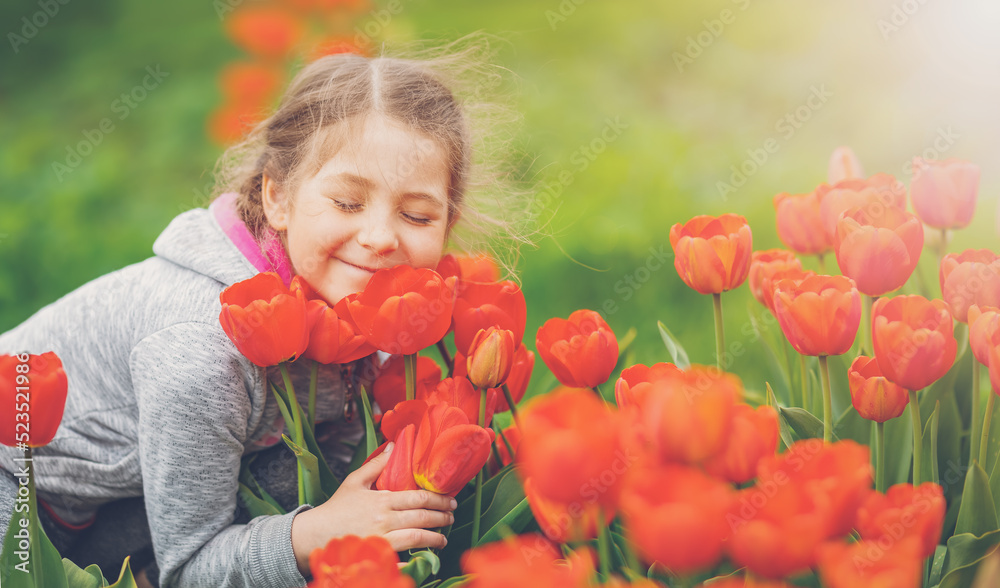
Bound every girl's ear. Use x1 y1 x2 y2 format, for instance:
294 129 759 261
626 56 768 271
261 173 289 232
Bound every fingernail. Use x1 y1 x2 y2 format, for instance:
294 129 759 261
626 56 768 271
442 536 448 547
385 442 394 455
450 498 458 509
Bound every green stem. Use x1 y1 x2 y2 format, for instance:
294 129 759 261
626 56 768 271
279 363 307 506
817 252 826 273
713 292 725 370
500 383 522 430
597 512 612 580
980 390 996 469
308 360 318 432
939 228 949 276
972 361 981 465
472 470 484 545
799 353 809 410
876 421 886 493
404 353 417 402
819 355 833 443
437 340 454 378
359 385 378 456
593 383 605 402
911 389 923 484
478 387 487 429
496 423 515 462
863 295 875 356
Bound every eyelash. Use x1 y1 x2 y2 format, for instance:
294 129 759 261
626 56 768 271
333 199 433 226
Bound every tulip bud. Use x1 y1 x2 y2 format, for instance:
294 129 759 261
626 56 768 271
466 327 516 389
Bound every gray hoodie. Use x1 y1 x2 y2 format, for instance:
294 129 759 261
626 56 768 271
0 206 364 587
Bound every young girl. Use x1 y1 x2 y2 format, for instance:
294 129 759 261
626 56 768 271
0 42 520 588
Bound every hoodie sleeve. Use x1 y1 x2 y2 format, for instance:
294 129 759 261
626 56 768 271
130 321 311 588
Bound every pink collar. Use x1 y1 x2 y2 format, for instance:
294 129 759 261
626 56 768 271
210 192 294 287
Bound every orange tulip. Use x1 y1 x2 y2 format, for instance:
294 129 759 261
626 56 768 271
821 177 907 241
225 7 306 59
828 146 865 184
219 62 283 110
517 387 629 509
346 265 456 355
412 403 494 496
371 355 441 412
670 214 753 294
293 279 375 364
494 344 534 412
375 424 419 492
939 249 1000 323
703 403 779 484
910 157 980 230
423 377 499 428
307 535 414 588
1 352 68 448
817 538 923 588
207 103 259 145
451 280 527 355
968 304 1000 367
748 249 802 309
872 295 956 391
524 477 612 543
219 272 309 367
614 362 683 409
436 253 501 284
619 463 736 575
848 356 909 423
855 483 945 559
772 274 861 357
834 206 924 297
461 534 595 588
774 187 833 256
638 365 742 465
379 399 429 442
466 327 516 390
536 309 618 389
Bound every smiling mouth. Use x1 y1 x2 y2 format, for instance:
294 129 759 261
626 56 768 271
339 259 379 273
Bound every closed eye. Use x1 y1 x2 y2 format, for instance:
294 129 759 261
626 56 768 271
333 199 363 212
402 212 433 225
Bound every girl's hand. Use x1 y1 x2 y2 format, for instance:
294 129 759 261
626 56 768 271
290 442 457 577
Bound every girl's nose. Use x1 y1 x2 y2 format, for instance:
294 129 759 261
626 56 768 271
357 209 399 256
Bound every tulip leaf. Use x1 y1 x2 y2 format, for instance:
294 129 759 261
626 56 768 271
882 403 914 487
745 302 792 404
401 550 440 584
937 393 963 495
237 482 284 518
778 406 830 441
954 461 998 538
920 401 942 486
766 383 794 451
62 560 108 587
476 497 534 546
105 557 138 588
282 434 327 506
434 576 471 588
938 529 1000 588
270 382 341 497
984 394 1000 485
656 321 690 370
833 404 871 447
360 385 379 457
617 327 638 362
1 472 70 588
928 544 948 587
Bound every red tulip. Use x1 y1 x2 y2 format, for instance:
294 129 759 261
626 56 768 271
436 253 501 284
292 279 375 364
494 345 534 412
614 362 683 409
460 534 595 588
371 355 442 412
1 352 68 448
346 265 456 355
638 365 742 465
910 157 980 230
225 7 305 59
828 146 864 184
375 424 419 492
703 403 779 484
423 377 498 428
488 424 520 475
835 206 924 297
379 399 429 442
536 309 618 389
524 477 612 543
620 463 735 575
466 327 515 390
772 274 861 357
774 187 833 256
219 272 309 367
968 304 1000 366
855 483 945 558
517 387 629 509
307 535 414 588
939 249 1000 323
748 249 801 309
848 356 909 423
873 295 956 390
821 178 906 241
670 214 753 294
412 404 494 496
451 280 527 355
817 538 923 588
207 104 259 145
219 62 283 109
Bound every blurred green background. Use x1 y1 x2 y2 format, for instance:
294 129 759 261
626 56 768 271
2 0 999 397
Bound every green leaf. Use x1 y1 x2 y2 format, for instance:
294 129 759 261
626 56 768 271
105 557 138 588
939 529 1000 588
434 576 470 588
237 482 284 517
282 434 326 506
62 560 107 588
954 461 999 538
1 470 69 588
745 302 792 404
766 383 794 451
919 401 941 486
359 385 379 457
833 404 871 447
271 382 341 498
884 403 914 487
778 406 830 441
401 550 441 585
476 498 534 546
656 320 690 369
929 544 948 587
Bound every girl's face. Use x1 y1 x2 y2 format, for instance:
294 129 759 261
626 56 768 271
262 115 453 304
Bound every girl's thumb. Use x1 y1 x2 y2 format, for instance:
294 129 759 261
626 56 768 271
355 441 394 485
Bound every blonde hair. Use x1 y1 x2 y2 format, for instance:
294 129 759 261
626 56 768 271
211 34 533 279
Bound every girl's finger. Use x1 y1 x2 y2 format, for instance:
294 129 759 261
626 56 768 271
393 508 454 531
388 489 457 512
347 441 394 486
383 528 448 552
